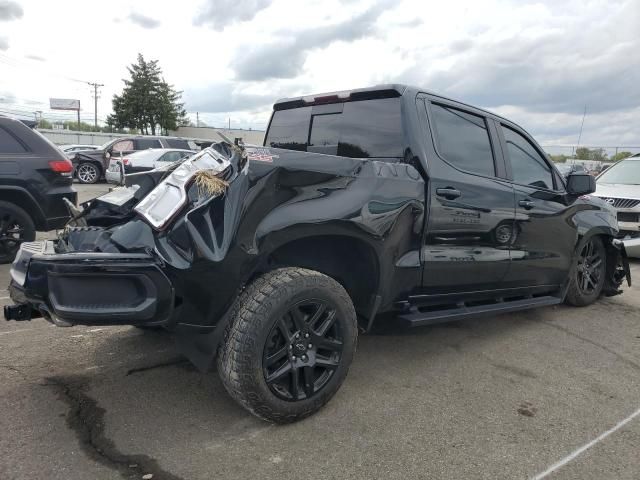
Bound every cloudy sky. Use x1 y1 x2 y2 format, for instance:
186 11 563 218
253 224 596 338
0 0 638 152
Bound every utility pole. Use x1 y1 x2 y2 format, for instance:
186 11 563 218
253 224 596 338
228 117 231 129
87 81 104 128
196 112 199 127
35 110 42 128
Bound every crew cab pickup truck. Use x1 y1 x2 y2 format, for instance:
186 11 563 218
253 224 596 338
4 85 631 423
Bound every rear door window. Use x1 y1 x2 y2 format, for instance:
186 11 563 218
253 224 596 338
502 126 555 190
430 103 495 177
112 140 134 153
0 126 28 153
135 138 162 150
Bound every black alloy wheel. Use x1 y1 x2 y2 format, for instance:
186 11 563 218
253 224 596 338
217 267 357 423
565 236 606 306
0 201 36 264
576 239 604 295
263 300 344 401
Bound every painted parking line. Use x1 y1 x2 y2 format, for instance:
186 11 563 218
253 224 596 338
531 407 640 479
0 328 36 336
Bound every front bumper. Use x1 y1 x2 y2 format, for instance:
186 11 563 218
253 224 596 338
6 241 174 327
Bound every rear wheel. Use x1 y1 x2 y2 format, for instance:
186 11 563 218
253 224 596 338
565 236 606 306
217 267 357 423
0 201 36 264
76 162 100 184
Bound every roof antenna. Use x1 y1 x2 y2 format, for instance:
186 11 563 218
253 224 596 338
576 105 587 147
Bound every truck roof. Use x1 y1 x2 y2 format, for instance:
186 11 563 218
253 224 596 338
273 83 511 124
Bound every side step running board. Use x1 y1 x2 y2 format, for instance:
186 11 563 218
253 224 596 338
397 295 562 328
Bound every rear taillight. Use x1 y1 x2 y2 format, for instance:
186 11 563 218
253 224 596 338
49 159 73 173
122 158 130 165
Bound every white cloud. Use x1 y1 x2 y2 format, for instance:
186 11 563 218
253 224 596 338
128 12 161 29
0 0 637 147
0 0 23 21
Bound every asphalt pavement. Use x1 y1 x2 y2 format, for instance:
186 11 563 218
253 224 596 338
1 182 639 480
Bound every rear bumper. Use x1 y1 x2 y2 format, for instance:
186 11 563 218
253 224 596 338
6 241 174 327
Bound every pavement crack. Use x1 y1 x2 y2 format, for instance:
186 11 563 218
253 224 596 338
0 364 29 380
541 321 640 371
42 375 186 480
125 358 191 376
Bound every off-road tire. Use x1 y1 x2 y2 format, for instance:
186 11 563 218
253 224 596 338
217 267 357 424
76 162 100 184
0 201 36 264
565 236 606 306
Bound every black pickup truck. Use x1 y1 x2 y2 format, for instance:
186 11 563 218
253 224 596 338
5 85 630 423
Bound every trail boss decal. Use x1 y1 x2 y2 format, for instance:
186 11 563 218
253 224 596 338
247 148 279 163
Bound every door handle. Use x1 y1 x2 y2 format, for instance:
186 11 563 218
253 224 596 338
436 188 462 200
518 199 535 209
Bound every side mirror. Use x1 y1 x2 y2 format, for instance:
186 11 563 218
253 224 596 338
566 173 596 195
105 150 111 160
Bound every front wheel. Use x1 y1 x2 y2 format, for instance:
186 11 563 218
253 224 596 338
76 162 100 184
565 236 606 306
217 268 357 423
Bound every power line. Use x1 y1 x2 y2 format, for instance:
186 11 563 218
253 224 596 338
87 81 104 128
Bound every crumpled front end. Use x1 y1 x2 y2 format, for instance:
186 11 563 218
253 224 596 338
603 238 632 297
5 142 248 331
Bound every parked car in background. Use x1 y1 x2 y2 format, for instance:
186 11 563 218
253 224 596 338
71 135 196 184
555 163 587 178
0 116 76 262
60 144 99 159
594 156 640 257
105 148 195 184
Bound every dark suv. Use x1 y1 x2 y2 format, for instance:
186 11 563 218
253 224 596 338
72 136 196 184
0 116 76 262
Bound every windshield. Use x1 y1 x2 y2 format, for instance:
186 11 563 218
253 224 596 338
597 159 640 184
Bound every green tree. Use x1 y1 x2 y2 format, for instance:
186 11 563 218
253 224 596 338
37 119 52 129
549 154 568 163
590 148 608 161
574 147 608 161
611 151 632 162
109 53 187 135
575 147 591 160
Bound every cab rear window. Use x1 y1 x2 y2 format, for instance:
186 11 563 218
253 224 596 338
265 97 403 159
